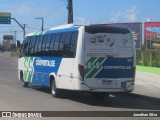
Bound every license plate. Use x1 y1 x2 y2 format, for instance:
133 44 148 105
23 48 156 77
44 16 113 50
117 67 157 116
102 80 113 85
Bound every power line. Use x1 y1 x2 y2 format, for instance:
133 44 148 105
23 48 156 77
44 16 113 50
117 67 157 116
47 10 67 28
26 26 40 30
42 0 65 18
42 0 60 17
35 17 44 31
23 1 62 30
47 3 65 17
54 17 67 26
25 0 68 31
45 0 68 28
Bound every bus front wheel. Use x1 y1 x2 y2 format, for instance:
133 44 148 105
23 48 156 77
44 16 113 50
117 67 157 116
20 72 28 88
22 79 29 88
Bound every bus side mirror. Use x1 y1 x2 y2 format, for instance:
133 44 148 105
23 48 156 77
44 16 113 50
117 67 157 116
17 41 21 48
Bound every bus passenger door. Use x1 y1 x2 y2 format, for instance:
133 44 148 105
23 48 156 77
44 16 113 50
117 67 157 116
57 58 75 90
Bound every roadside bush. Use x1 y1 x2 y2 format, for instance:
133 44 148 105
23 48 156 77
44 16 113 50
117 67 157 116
10 51 19 57
136 49 160 67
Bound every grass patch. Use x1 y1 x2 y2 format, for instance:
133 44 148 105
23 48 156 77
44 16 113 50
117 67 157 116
10 51 19 57
136 65 160 75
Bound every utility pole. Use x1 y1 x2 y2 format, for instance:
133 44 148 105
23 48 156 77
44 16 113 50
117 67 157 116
14 31 17 43
13 31 17 51
35 17 44 31
22 24 27 37
67 0 73 24
11 18 26 38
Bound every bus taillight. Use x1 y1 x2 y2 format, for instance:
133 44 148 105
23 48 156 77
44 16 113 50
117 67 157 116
78 64 84 80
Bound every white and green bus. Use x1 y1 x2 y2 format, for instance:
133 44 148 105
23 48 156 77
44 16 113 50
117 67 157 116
18 24 136 98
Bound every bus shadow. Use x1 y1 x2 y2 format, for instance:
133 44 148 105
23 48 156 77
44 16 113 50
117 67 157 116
30 85 160 110
60 92 160 110
29 85 51 94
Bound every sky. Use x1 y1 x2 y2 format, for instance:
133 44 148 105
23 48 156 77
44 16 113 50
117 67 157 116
0 0 160 43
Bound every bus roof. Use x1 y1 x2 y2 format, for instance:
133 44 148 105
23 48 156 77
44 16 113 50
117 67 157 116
25 24 130 37
25 24 80 37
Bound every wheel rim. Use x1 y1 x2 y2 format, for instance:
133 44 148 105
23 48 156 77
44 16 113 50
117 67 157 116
51 82 56 95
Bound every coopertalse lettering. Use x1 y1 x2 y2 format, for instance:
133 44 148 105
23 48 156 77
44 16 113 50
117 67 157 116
36 60 55 67
104 66 131 70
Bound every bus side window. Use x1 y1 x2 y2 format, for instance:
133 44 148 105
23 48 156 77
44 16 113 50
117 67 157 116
26 37 32 56
63 32 72 57
44 34 51 56
34 36 40 56
69 32 78 57
30 36 36 56
37 36 44 56
59 33 66 56
49 34 56 56
42 35 48 54
24 37 29 56
53 33 61 57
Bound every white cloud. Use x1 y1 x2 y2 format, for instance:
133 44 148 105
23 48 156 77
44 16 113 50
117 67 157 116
15 3 37 15
0 3 41 16
109 6 139 23
74 17 91 25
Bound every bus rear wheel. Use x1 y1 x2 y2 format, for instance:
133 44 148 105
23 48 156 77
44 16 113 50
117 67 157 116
51 80 61 97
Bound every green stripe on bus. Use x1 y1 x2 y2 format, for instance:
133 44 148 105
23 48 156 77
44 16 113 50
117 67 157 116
33 31 43 36
24 57 34 82
84 57 97 76
33 32 39 36
85 57 105 78
24 57 29 81
38 31 43 35
85 57 97 66
86 68 99 78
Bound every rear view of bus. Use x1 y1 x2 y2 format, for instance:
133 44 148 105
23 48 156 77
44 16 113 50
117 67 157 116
83 26 136 97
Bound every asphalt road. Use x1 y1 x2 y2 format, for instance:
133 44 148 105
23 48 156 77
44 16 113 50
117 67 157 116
0 52 160 120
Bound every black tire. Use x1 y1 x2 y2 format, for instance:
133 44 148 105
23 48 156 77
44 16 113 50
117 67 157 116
20 71 23 81
22 79 29 88
20 71 29 87
90 92 107 99
51 79 61 97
